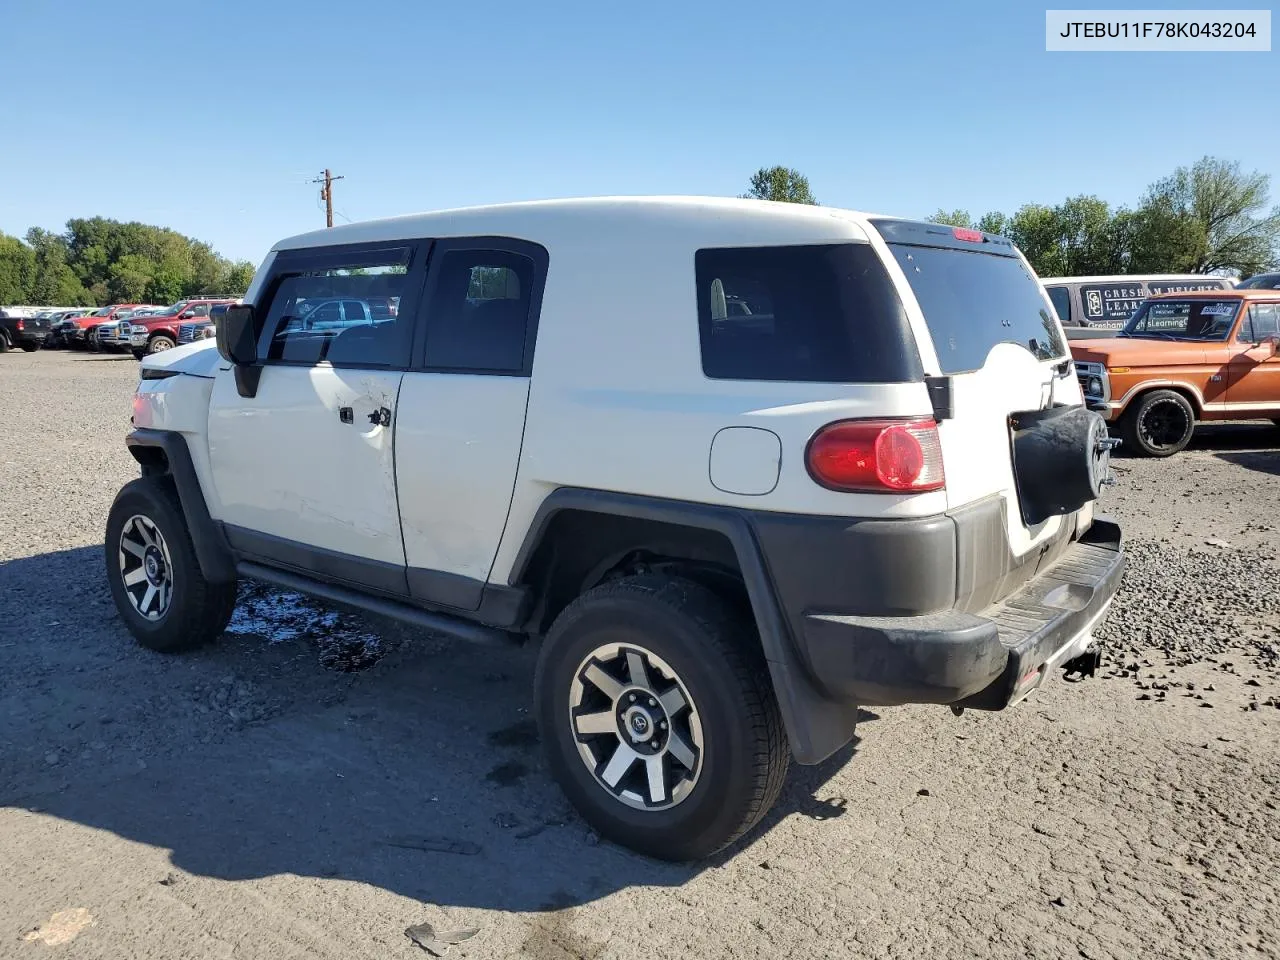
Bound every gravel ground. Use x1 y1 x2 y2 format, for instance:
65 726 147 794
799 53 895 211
2 350 1279 960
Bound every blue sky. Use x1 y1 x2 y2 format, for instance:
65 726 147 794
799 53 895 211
2 0 1276 264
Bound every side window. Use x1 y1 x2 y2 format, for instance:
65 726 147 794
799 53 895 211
191 304 211 318
1045 286 1073 325
422 247 537 374
1248 304 1280 340
696 243 919 383
260 247 413 368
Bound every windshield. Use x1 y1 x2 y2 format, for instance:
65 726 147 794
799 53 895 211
1237 273 1280 290
164 301 188 314
1121 299 1240 340
91 306 113 317
885 243 1066 373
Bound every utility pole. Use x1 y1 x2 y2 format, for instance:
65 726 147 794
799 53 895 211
310 169 344 227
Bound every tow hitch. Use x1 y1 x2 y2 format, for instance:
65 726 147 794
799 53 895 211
1063 645 1103 680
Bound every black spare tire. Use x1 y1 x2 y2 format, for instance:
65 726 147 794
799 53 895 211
1009 405 1116 526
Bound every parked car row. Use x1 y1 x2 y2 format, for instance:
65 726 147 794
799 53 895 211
32 298 237 356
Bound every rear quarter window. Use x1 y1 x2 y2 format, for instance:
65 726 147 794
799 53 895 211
694 243 921 384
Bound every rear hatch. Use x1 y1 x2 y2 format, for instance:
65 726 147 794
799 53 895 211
868 220 1083 587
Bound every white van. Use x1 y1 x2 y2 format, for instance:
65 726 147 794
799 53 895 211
1042 274 1235 340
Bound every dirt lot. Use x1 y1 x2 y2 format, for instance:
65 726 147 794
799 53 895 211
2 350 1278 960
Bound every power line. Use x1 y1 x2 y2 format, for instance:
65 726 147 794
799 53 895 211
308 169 345 228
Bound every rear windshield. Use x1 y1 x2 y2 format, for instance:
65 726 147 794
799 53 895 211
885 244 1066 374
694 243 921 383
1121 299 1240 341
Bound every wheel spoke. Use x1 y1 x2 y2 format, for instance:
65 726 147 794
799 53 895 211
573 710 616 737
658 686 687 716
140 583 158 615
120 538 147 560
626 651 650 690
123 567 148 587
645 755 667 805
600 742 639 787
668 732 697 771
136 521 157 549
584 663 623 701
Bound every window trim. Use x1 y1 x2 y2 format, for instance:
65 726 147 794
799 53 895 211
252 240 428 372
411 235 549 378
1243 301 1280 343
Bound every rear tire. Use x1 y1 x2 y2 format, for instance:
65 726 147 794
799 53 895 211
1120 389 1195 457
0 332 10 353
148 335 175 354
534 574 788 861
21 343 39 352
105 476 237 652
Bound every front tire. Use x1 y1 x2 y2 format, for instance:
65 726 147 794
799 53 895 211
1121 389 1196 457
21 343 38 352
105 477 237 652
534 575 788 861
148 335 175 354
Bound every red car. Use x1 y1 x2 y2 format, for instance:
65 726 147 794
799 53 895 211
123 298 237 357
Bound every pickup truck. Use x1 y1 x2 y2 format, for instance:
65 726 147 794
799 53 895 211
1072 288 1280 456
122 298 236 357
58 304 149 350
0 310 51 352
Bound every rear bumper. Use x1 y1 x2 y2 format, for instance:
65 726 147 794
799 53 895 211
14 330 49 345
763 510 1124 709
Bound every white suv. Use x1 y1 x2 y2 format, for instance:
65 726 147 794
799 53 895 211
105 197 1124 861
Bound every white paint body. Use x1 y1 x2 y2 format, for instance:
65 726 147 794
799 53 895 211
134 196 1081 595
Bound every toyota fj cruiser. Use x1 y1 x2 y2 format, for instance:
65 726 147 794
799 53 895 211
105 197 1124 861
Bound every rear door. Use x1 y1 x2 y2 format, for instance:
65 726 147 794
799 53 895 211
871 221 1079 559
394 237 547 610
207 242 424 592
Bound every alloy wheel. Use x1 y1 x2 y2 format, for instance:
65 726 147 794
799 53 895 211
569 642 703 811
118 514 174 620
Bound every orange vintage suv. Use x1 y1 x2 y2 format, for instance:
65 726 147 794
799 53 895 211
1072 289 1280 456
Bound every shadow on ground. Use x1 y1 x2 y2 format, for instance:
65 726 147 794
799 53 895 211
0 546 864 914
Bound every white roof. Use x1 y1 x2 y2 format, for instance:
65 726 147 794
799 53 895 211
1040 274 1229 284
271 196 900 253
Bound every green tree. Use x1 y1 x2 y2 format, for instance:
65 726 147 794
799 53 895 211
927 209 975 228
0 233 36 303
741 166 818 204
1132 157 1279 275
108 254 156 303
221 261 256 296
26 228 92 305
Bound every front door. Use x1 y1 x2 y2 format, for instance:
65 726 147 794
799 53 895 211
1226 302 1280 416
206 242 425 593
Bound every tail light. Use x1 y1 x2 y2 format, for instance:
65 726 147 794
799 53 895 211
806 418 945 493
15 319 23 331
952 227 984 242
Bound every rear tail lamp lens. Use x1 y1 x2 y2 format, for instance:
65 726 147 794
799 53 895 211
15 319 23 331
806 419 945 493
952 227 984 243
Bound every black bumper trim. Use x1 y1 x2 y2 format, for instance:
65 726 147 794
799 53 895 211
798 519 1124 708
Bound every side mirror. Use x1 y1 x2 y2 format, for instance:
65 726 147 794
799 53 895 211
217 304 257 365
1263 336 1280 357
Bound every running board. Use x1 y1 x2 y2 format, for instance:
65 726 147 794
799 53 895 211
236 561 513 646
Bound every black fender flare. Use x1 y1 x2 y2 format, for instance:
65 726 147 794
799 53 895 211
125 428 237 584
509 488 860 765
